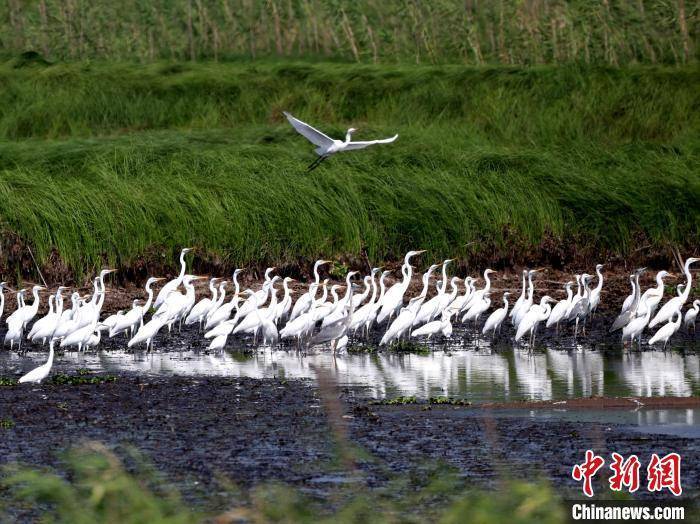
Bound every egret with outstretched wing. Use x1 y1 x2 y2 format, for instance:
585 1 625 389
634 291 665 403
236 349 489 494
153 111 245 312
283 112 398 171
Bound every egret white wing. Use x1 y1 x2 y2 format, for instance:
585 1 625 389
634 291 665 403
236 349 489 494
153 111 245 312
343 134 398 151
283 112 334 148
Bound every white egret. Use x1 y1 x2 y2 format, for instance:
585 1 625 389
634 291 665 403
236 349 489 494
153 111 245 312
650 257 699 328
100 307 125 333
205 269 244 329
482 292 510 338
684 300 699 332
321 272 360 328
413 261 451 326
349 268 382 335
308 284 357 350
185 277 221 327
5 285 44 349
18 340 55 384
153 247 192 310
289 260 329 321
111 277 165 338
28 291 61 344
463 269 495 323
648 308 682 349
364 270 392 334
155 275 207 331
449 276 474 314
412 309 454 340
128 315 168 351
568 274 592 337
509 270 528 320
377 250 426 324
0 281 6 319
622 296 652 348
512 269 539 327
589 264 604 313
283 112 398 171
637 270 671 319
515 296 555 346
610 268 646 332
274 277 295 324
546 282 573 331
380 296 425 345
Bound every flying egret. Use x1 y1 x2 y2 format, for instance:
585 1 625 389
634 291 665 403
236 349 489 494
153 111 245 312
283 112 398 171
19 340 55 384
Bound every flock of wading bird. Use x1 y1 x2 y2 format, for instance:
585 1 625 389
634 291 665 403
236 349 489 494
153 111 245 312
3 249 700 383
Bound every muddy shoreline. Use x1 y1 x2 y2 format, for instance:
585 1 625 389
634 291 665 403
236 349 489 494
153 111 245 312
1 373 698 513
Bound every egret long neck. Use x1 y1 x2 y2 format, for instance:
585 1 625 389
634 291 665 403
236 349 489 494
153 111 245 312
143 283 155 311
177 252 187 283
682 260 693 302
440 263 449 293
483 271 492 293
595 268 604 292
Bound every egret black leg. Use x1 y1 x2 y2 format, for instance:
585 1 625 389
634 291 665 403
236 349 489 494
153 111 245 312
307 155 328 172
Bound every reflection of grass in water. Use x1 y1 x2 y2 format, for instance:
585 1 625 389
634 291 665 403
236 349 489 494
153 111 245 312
2 442 566 523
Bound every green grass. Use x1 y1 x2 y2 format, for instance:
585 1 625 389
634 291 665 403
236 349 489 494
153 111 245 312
0 61 697 280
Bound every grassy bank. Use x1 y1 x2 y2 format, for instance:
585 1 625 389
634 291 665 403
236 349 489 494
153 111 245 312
0 61 698 282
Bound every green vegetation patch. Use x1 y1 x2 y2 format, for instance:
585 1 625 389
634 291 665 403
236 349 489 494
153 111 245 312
50 373 118 386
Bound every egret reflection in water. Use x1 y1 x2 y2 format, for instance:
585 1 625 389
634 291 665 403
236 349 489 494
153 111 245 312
2 345 700 402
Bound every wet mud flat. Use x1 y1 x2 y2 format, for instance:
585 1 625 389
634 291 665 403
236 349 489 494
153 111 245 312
0 374 698 512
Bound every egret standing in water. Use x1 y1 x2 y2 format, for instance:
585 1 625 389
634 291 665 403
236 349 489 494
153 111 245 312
283 112 398 171
18 340 55 384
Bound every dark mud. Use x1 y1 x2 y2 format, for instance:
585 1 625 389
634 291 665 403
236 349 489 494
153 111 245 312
0 374 698 514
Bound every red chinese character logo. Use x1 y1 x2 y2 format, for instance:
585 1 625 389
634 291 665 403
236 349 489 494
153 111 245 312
647 453 682 496
609 453 640 493
572 450 605 497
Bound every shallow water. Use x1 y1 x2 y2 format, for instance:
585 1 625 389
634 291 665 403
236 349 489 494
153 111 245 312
2 339 699 402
